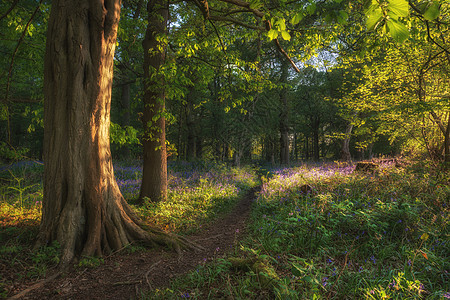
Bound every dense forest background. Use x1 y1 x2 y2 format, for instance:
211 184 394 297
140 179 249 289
1 0 448 166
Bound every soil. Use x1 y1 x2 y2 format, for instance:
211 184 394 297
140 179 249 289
8 186 260 300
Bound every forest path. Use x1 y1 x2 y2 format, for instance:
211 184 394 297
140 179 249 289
19 186 260 299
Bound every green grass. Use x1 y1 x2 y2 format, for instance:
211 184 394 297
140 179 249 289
142 160 449 299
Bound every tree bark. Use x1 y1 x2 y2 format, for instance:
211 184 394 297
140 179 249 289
279 61 289 165
39 0 195 265
341 122 353 161
445 112 450 163
121 82 131 157
139 0 169 203
312 116 320 161
185 88 196 161
430 110 450 163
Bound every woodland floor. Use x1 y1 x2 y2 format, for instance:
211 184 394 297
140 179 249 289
8 186 259 300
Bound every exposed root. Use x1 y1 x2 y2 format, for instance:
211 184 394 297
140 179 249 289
140 225 205 254
145 260 162 289
9 271 62 300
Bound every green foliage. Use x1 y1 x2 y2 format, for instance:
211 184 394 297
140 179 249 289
423 1 440 20
77 256 105 268
365 0 410 42
0 142 29 161
28 241 60 278
110 122 141 146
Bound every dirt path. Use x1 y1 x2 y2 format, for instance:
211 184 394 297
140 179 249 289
11 186 259 299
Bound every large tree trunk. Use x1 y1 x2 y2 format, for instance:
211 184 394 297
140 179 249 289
38 0 194 265
139 0 168 203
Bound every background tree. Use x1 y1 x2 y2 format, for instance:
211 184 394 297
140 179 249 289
0 0 48 161
139 0 169 203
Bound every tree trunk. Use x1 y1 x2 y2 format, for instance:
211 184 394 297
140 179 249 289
176 104 184 160
430 110 450 163
341 122 353 161
139 0 168 203
445 112 450 163
293 132 298 162
185 88 196 161
279 61 289 165
312 116 320 161
121 82 131 157
39 0 195 265
196 135 203 159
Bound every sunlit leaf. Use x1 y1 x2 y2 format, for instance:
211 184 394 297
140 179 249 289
420 233 429 241
388 0 409 17
423 1 440 20
281 30 291 41
386 19 409 42
276 19 286 31
366 8 383 30
267 29 278 40
249 0 262 10
387 11 400 21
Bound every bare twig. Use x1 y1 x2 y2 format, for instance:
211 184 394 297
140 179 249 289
112 280 142 286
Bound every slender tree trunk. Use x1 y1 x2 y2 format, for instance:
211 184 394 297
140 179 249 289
279 61 289 165
121 83 131 157
293 132 297 162
177 105 184 160
139 0 168 203
196 135 203 159
185 88 196 161
445 112 450 163
312 116 320 161
341 122 353 161
234 148 242 167
430 110 450 163
39 0 192 265
305 137 309 160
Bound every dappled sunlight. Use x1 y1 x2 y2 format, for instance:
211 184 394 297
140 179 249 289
250 161 449 298
125 162 258 233
0 202 40 227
